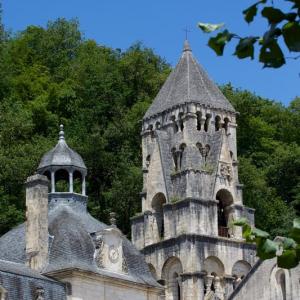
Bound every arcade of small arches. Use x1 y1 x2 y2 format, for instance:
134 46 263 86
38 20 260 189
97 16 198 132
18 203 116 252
147 256 251 300
39 167 87 195
143 109 232 135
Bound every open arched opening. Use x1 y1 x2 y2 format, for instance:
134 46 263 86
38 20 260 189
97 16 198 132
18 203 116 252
155 121 161 129
146 154 151 168
73 170 82 194
179 144 186 170
162 257 183 300
215 115 221 131
171 147 178 171
232 260 251 288
152 193 167 239
204 114 211 132
203 256 225 298
178 113 184 131
171 116 178 133
216 189 234 237
223 117 230 134
196 111 202 131
55 169 69 193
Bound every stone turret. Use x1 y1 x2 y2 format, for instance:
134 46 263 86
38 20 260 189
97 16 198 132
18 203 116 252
131 41 256 300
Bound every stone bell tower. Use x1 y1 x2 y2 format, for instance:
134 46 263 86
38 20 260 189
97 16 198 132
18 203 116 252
131 41 257 300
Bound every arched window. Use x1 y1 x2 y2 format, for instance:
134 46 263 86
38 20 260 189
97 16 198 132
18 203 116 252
55 169 69 192
204 114 211 132
223 118 230 134
196 111 202 131
152 193 167 239
203 256 225 299
178 113 184 131
73 170 82 194
147 124 153 131
155 122 161 129
171 116 178 133
146 155 151 168
171 147 178 171
215 116 221 131
162 257 183 300
232 260 251 288
197 143 210 162
179 144 186 170
216 189 234 237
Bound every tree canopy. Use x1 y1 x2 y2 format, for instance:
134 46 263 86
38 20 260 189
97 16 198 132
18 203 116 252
0 18 299 251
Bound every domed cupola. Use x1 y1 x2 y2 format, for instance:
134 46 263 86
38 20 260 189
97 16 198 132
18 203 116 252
37 125 87 196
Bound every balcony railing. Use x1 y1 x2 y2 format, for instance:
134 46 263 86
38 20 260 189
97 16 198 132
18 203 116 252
218 226 229 238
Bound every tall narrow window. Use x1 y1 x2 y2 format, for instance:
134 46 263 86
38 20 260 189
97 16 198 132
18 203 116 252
215 116 221 131
172 147 178 171
152 193 167 239
204 114 211 132
223 118 229 134
155 122 161 129
178 113 184 131
196 112 202 131
179 144 186 170
171 116 178 133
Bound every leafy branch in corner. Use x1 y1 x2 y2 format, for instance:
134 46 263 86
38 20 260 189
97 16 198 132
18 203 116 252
234 217 300 269
198 0 300 68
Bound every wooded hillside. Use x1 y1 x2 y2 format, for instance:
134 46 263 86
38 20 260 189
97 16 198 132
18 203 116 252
0 18 299 237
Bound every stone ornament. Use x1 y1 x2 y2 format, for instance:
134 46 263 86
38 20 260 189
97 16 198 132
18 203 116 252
220 164 232 182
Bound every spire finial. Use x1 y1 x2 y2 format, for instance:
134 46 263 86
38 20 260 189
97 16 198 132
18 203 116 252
59 124 65 140
183 39 192 52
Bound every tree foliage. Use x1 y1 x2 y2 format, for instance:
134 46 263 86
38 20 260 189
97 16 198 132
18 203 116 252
0 18 299 250
198 0 300 68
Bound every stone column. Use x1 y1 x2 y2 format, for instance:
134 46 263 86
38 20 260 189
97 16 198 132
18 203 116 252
82 176 86 195
25 174 49 271
51 171 55 193
181 273 205 300
69 171 73 193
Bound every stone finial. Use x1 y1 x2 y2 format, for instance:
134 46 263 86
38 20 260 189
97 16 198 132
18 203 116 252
109 212 117 227
183 39 192 52
59 124 65 141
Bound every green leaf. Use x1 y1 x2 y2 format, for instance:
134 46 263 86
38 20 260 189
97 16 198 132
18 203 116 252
259 40 285 68
234 37 258 59
282 237 297 250
234 218 249 226
252 227 270 238
282 22 300 52
198 22 224 33
261 7 286 24
257 239 278 259
243 4 258 23
262 24 282 46
278 249 299 269
208 30 233 56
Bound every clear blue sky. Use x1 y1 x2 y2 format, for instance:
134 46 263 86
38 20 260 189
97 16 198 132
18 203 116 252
2 0 299 105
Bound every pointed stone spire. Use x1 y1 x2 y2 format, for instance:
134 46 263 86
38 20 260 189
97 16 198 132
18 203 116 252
143 40 235 119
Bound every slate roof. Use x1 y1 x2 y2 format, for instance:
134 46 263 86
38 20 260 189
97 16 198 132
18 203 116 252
144 40 235 119
37 125 86 171
0 201 159 288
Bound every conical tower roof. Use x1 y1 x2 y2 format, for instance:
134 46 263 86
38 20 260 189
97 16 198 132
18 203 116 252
144 40 235 119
